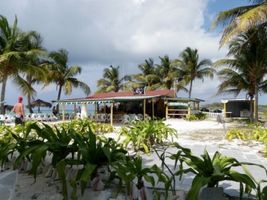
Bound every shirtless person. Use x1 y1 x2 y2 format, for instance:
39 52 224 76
12 96 24 125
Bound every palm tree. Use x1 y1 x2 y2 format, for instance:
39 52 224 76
131 58 160 90
97 65 130 92
215 27 267 122
212 0 267 45
156 55 179 90
175 47 214 98
47 49 90 102
0 15 41 114
17 32 48 113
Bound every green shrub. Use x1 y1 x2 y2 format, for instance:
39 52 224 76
1 122 126 200
226 127 267 142
119 120 177 153
59 119 114 134
226 127 267 157
168 143 266 200
185 112 207 121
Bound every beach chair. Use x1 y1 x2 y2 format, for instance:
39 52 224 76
30 113 38 120
106 114 110 122
122 114 130 124
36 114 45 121
50 114 58 121
4 115 14 123
100 114 107 123
76 113 81 119
25 114 32 121
137 114 143 120
0 115 5 125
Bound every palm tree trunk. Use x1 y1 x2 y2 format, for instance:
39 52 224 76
254 86 258 122
249 95 254 123
27 94 33 113
56 85 62 112
26 76 34 113
188 80 193 99
0 76 8 114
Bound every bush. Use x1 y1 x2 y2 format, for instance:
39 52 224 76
1 122 126 200
226 127 267 156
119 120 177 153
185 112 207 121
58 119 114 134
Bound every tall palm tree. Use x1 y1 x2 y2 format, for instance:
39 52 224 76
0 15 40 114
215 27 267 122
97 65 130 92
175 47 214 98
156 55 179 90
131 58 160 90
212 0 267 45
47 49 90 101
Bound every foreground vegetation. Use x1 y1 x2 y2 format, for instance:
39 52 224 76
226 126 267 156
0 119 266 200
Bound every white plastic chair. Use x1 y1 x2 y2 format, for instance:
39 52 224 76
122 114 130 124
4 115 14 123
76 113 81 119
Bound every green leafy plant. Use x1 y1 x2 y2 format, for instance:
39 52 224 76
226 127 267 156
0 132 16 170
6 122 126 200
59 119 114 134
170 143 263 200
185 112 207 121
119 120 176 153
113 156 156 200
153 147 177 200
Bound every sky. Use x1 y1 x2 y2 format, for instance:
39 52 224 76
1 0 266 106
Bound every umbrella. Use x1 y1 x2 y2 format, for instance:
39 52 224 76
31 99 52 113
4 104 14 112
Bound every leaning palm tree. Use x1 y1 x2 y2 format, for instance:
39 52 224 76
0 15 42 114
131 58 160 90
0 15 22 113
212 0 267 45
175 47 214 98
215 27 267 122
97 65 130 92
47 49 90 101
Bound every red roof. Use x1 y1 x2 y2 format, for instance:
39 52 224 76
87 89 175 99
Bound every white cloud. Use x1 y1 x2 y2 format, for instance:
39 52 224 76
1 0 266 105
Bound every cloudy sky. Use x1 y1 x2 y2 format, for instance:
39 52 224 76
1 0 266 105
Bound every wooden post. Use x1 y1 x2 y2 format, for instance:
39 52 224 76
94 102 97 116
110 102 113 126
224 103 227 118
187 102 191 116
73 104 77 115
62 103 65 121
143 99 146 119
165 102 168 119
152 99 154 120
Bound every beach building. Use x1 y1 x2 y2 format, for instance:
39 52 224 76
221 99 253 118
55 89 204 125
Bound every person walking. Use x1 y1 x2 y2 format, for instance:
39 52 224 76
12 96 24 125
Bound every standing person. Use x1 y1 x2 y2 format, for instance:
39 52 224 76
52 106 58 116
12 96 25 125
